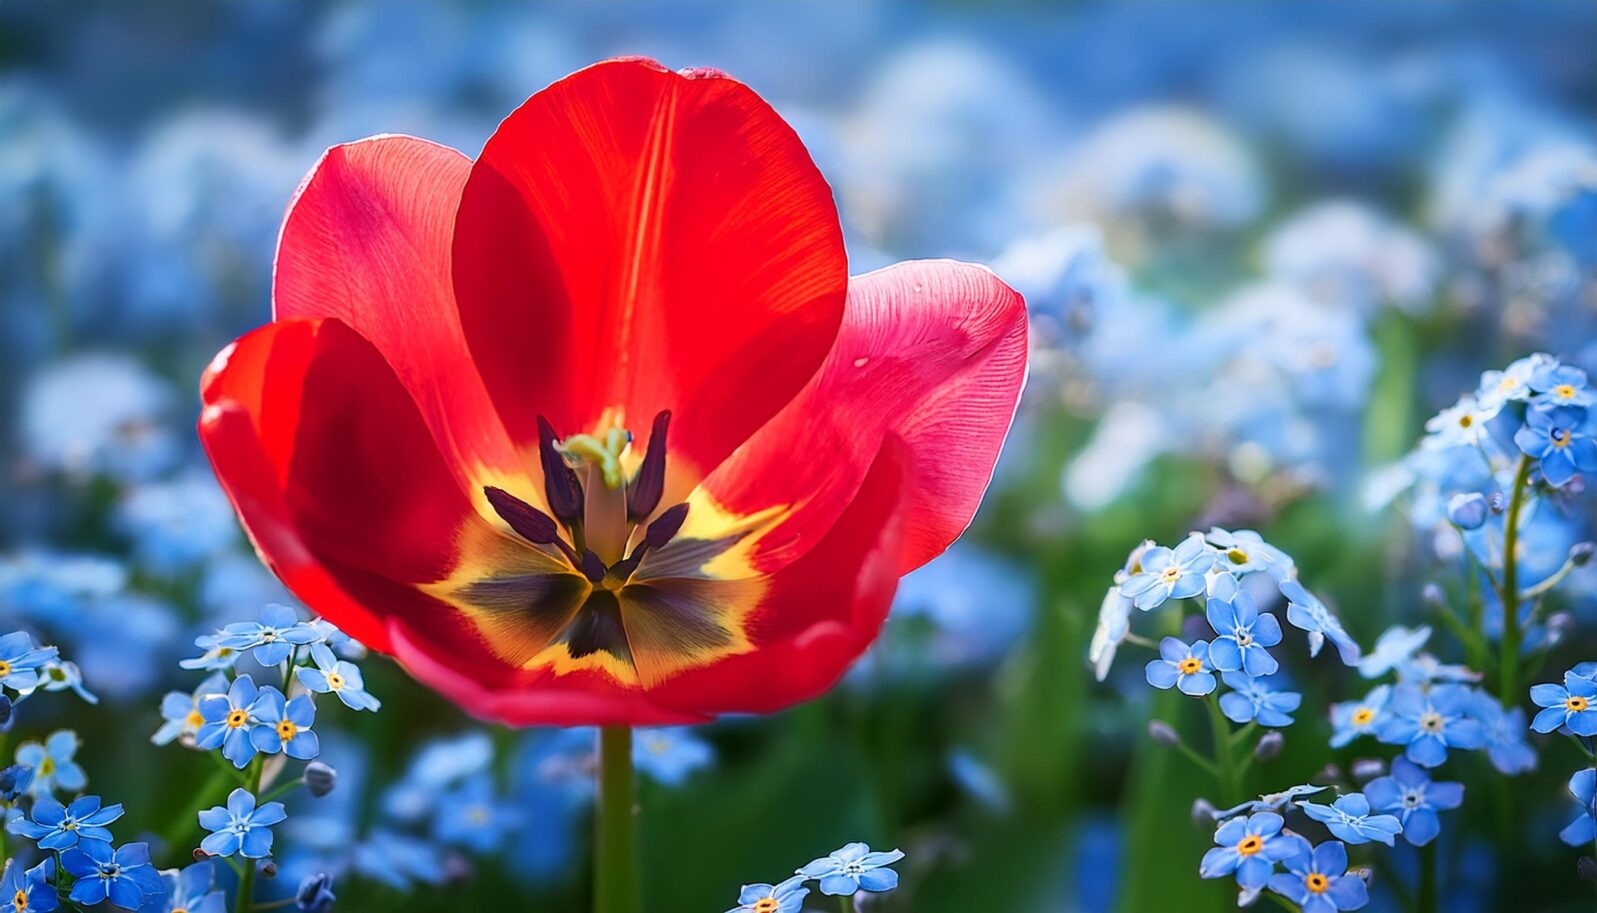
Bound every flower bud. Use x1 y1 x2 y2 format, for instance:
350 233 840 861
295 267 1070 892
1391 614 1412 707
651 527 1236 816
1446 492 1488 530
1571 542 1595 567
0 764 33 802
1147 720 1181 748
1315 763 1342 784
1350 758 1386 782
1191 798 1218 830
1420 583 1447 609
1547 612 1575 647
259 861 278 879
1252 731 1283 763
0 695 12 731
1488 491 1506 513
1579 855 1597 883
304 761 337 798
297 873 336 913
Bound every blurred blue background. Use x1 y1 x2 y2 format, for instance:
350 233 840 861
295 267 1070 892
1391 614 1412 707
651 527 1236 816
3 2 1596 911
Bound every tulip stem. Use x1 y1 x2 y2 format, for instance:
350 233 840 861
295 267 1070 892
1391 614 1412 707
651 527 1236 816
596 725 641 913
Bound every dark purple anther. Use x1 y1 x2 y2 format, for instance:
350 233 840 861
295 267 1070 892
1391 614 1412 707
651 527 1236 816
579 550 608 584
627 410 671 522
484 486 580 565
537 416 585 525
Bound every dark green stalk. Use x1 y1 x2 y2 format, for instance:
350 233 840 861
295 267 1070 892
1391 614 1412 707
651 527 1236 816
595 726 640 913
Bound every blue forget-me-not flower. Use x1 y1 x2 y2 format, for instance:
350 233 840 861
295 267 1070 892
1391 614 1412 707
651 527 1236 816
1363 757 1463 847
199 787 288 859
1145 637 1217 696
797 842 905 896
1299 793 1402 846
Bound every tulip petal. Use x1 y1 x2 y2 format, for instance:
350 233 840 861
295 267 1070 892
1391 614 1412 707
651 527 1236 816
272 135 525 499
453 58 847 495
200 318 514 652
646 436 910 715
694 259 1026 576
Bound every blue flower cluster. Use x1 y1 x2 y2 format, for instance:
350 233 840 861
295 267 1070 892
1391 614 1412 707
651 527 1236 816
1093 529 1355 731
727 842 904 912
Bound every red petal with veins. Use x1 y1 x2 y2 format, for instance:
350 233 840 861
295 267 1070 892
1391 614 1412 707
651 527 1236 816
648 436 911 714
701 259 1027 575
273 136 524 488
200 318 502 651
453 58 847 492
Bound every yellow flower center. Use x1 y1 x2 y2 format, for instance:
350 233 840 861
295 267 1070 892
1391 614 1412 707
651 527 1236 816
1159 566 1183 584
16 888 30 910
1419 711 1443 733
0 660 11 677
38 757 54 777
186 710 206 729
325 672 346 691
1226 548 1249 565
226 709 249 729
1552 428 1573 449
1555 383 1578 400
1305 873 1329 894
1568 696 1590 713
752 900 780 913
1499 376 1518 391
1457 414 1473 429
276 720 298 741
1236 835 1263 856
1178 658 1204 675
1352 707 1376 726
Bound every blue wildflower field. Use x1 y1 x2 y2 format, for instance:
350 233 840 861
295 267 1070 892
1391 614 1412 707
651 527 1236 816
3 3 1597 912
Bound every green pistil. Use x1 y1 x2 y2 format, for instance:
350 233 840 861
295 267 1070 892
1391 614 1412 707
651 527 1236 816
561 428 632 489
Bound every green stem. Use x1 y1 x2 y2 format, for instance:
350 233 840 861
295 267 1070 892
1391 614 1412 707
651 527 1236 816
1497 455 1532 706
839 897 857 913
258 777 304 805
1262 892 1303 913
234 757 264 913
1205 696 1241 806
1417 840 1437 913
596 726 640 913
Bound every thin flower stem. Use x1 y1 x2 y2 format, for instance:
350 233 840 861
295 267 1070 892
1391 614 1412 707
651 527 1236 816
1417 841 1437 913
234 757 264 913
596 725 641 913
258 777 304 805
1205 696 1241 806
1171 739 1219 778
1261 891 1302 912
1497 455 1532 707
839 897 857 913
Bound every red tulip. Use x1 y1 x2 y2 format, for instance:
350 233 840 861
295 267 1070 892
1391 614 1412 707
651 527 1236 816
199 58 1028 726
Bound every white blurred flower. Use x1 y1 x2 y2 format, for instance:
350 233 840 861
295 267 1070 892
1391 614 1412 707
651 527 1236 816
1263 200 1439 315
19 353 178 481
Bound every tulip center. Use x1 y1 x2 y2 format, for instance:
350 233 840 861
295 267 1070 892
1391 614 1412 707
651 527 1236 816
457 410 761 684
